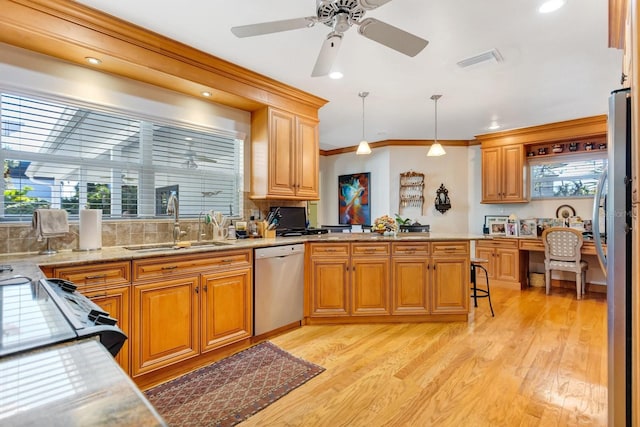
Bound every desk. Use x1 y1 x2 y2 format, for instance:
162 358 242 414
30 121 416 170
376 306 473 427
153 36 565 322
475 237 604 290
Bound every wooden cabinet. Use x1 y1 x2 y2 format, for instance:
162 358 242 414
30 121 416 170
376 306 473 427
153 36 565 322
391 243 430 315
132 276 200 376
481 144 527 203
430 242 470 314
308 242 391 317
51 262 132 374
250 106 319 200
351 243 390 316
308 240 469 322
200 269 252 352
131 250 252 378
475 239 525 288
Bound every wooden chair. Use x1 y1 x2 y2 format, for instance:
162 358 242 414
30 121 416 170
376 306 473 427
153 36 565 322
542 227 589 299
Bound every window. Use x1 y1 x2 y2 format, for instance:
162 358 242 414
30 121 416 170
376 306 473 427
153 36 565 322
1 92 243 220
529 154 607 199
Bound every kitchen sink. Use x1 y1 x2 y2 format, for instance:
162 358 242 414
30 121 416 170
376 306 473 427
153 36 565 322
124 241 231 252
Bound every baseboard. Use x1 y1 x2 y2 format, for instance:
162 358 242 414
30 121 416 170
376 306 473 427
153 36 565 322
552 279 606 294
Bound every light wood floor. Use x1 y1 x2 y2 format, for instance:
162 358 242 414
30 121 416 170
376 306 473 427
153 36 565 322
240 286 607 427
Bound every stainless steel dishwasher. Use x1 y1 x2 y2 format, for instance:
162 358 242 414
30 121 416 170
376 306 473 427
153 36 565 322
254 243 305 336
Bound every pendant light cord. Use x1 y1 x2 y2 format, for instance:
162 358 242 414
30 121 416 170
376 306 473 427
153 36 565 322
359 91 369 141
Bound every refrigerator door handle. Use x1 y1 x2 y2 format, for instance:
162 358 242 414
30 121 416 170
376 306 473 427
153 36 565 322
592 166 607 275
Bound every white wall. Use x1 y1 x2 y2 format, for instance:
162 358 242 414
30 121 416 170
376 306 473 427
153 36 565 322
319 145 470 234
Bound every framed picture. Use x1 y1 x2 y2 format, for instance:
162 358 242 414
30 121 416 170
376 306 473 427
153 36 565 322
155 185 178 215
505 222 519 237
338 172 371 225
488 217 508 235
518 219 537 237
484 215 508 234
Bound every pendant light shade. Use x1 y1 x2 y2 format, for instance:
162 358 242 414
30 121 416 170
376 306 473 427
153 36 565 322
356 91 371 155
427 94 446 157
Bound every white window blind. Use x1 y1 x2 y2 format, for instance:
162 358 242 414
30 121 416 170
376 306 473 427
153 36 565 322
1 92 243 220
529 154 607 199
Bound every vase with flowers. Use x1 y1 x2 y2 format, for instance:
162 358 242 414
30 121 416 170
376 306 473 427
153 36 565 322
373 215 398 236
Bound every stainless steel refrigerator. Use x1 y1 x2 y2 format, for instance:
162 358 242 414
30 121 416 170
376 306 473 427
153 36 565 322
593 87 633 426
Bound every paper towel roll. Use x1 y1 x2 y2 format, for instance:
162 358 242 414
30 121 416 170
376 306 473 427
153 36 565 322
79 209 102 250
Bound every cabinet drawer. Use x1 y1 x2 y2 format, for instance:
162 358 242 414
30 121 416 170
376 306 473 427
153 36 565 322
53 261 131 288
519 239 544 251
308 243 350 257
132 250 251 281
352 243 390 256
476 238 519 249
431 241 469 256
392 242 430 256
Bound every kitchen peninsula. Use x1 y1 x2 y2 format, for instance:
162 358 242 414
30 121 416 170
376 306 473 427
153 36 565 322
1 232 476 389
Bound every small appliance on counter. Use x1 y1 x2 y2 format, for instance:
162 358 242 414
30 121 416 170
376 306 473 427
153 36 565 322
0 277 127 357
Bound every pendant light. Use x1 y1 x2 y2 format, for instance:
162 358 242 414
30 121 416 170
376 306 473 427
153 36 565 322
356 91 372 155
427 94 446 157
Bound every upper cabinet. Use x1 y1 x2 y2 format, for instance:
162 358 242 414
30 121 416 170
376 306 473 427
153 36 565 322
481 144 526 203
477 115 607 204
251 107 319 200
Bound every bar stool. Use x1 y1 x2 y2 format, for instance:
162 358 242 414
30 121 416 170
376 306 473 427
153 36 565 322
470 257 494 317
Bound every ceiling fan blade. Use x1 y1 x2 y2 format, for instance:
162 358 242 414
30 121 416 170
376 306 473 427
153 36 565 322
357 17 428 57
231 17 317 38
358 0 393 10
311 33 343 77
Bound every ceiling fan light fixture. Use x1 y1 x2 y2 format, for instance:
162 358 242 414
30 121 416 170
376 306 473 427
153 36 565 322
356 91 371 155
427 94 446 157
329 71 344 79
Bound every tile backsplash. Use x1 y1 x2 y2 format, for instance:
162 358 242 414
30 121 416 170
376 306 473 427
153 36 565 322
0 195 307 255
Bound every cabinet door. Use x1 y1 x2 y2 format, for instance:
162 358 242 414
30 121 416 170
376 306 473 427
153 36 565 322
309 258 350 316
481 147 502 202
474 246 496 280
84 286 131 375
351 258 390 316
295 116 319 199
391 258 429 315
431 257 469 314
267 109 296 197
496 247 519 282
132 276 199 377
201 269 252 352
501 145 525 202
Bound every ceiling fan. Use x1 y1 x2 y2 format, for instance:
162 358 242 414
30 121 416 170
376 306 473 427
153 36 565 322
184 143 218 169
230 0 429 77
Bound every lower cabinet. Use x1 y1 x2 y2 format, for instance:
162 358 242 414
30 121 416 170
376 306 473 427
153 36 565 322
307 240 469 321
132 276 200 377
475 238 524 288
130 250 253 379
50 261 132 375
83 285 131 374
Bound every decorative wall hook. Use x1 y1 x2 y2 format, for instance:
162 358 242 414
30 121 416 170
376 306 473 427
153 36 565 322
434 183 451 214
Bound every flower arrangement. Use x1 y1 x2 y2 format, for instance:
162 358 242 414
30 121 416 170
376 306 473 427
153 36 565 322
373 215 398 234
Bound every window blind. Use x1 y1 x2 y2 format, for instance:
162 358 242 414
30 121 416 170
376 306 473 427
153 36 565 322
529 154 607 199
1 92 243 220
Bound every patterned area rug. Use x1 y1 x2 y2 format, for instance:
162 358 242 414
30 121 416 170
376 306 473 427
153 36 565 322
145 341 324 427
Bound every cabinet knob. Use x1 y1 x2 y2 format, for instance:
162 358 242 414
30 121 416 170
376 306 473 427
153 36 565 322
195 286 199 294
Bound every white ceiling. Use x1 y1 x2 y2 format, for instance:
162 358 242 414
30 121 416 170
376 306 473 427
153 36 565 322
75 0 623 151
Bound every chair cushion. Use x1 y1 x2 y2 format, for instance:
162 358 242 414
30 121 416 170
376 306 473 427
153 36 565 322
548 260 588 270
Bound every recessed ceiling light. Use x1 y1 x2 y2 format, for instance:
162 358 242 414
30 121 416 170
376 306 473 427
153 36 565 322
488 122 501 130
201 91 212 97
85 57 102 65
538 0 566 13
329 71 343 80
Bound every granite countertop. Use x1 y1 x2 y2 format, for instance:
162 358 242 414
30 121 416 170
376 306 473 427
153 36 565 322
0 339 167 426
0 232 484 271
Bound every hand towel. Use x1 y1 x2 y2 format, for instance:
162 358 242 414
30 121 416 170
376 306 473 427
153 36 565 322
32 209 69 242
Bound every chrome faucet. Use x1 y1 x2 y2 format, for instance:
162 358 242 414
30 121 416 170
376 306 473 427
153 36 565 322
166 191 184 245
